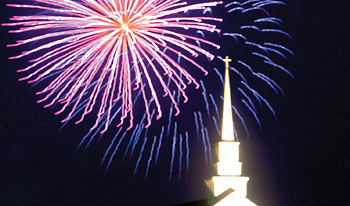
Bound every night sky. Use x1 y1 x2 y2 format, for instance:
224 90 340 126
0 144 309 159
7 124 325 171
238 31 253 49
0 0 349 205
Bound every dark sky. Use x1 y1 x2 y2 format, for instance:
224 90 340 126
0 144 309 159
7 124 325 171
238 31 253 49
0 0 349 205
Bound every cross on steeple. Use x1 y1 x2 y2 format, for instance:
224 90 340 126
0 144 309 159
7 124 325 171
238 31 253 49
223 56 232 70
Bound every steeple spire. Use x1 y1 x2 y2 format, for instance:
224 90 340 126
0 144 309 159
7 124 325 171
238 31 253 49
205 56 257 206
221 56 235 141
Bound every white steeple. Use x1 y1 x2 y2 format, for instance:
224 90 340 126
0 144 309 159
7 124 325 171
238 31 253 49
221 56 235 141
206 56 257 206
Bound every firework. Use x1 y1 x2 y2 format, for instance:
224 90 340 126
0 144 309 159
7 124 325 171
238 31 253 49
3 0 222 132
121 0 294 178
3 0 293 178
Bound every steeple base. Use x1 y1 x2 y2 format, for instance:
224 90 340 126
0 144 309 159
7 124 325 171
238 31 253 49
206 141 257 206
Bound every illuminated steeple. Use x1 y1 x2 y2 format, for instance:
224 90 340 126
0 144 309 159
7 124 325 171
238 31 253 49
222 56 235 141
206 56 257 206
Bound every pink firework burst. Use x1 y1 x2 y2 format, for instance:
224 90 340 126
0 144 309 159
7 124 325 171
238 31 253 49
4 0 222 133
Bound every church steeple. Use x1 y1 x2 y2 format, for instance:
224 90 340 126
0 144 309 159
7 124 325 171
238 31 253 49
221 56 235 141
205 57 257 206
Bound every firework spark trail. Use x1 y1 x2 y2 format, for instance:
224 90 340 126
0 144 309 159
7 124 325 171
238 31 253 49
254 17 282 25
88 84 144 146
237 60 255 73
212 116 221 136
185 132 190 172
155 126 165 165
177 74 183 105
132 124 150 158
194 112 200 138
223 33 244 42
195 39 201 48
131 124 148 157
130 123 146 156
204 128 212 163
59 81 100 131
106 131 127 171
79 114 118 150
201 130 208 163
197 112 208 163
4 0 223 133
60 98 89 132
240 25 260 32
167 91 176 136
134 136 148 176
213 68 224 84
209 93 220 118
258 44 288 59
252 52 272 62
123 124 140 161
242 99 261 129
167 104 174 136
241 81 277 118
173 119 178 144
255 1 287 7
58 80 102 130
169 123 177 181
144 136 157 179
248 41 288 59
262 29 291 38
84 102 124 147
101 126 124 166
264 60 294 78
200 80 210 116
240 82 262 106
178 134 183 179
32 70 62 88
230 66 248 83
254 72 285 95
254 91 277 119
177 53 181 64
131 110 155 157
77 81 143 150
263 42 294 56
242 6 268 15
237 87 256 112
98 78 145 135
